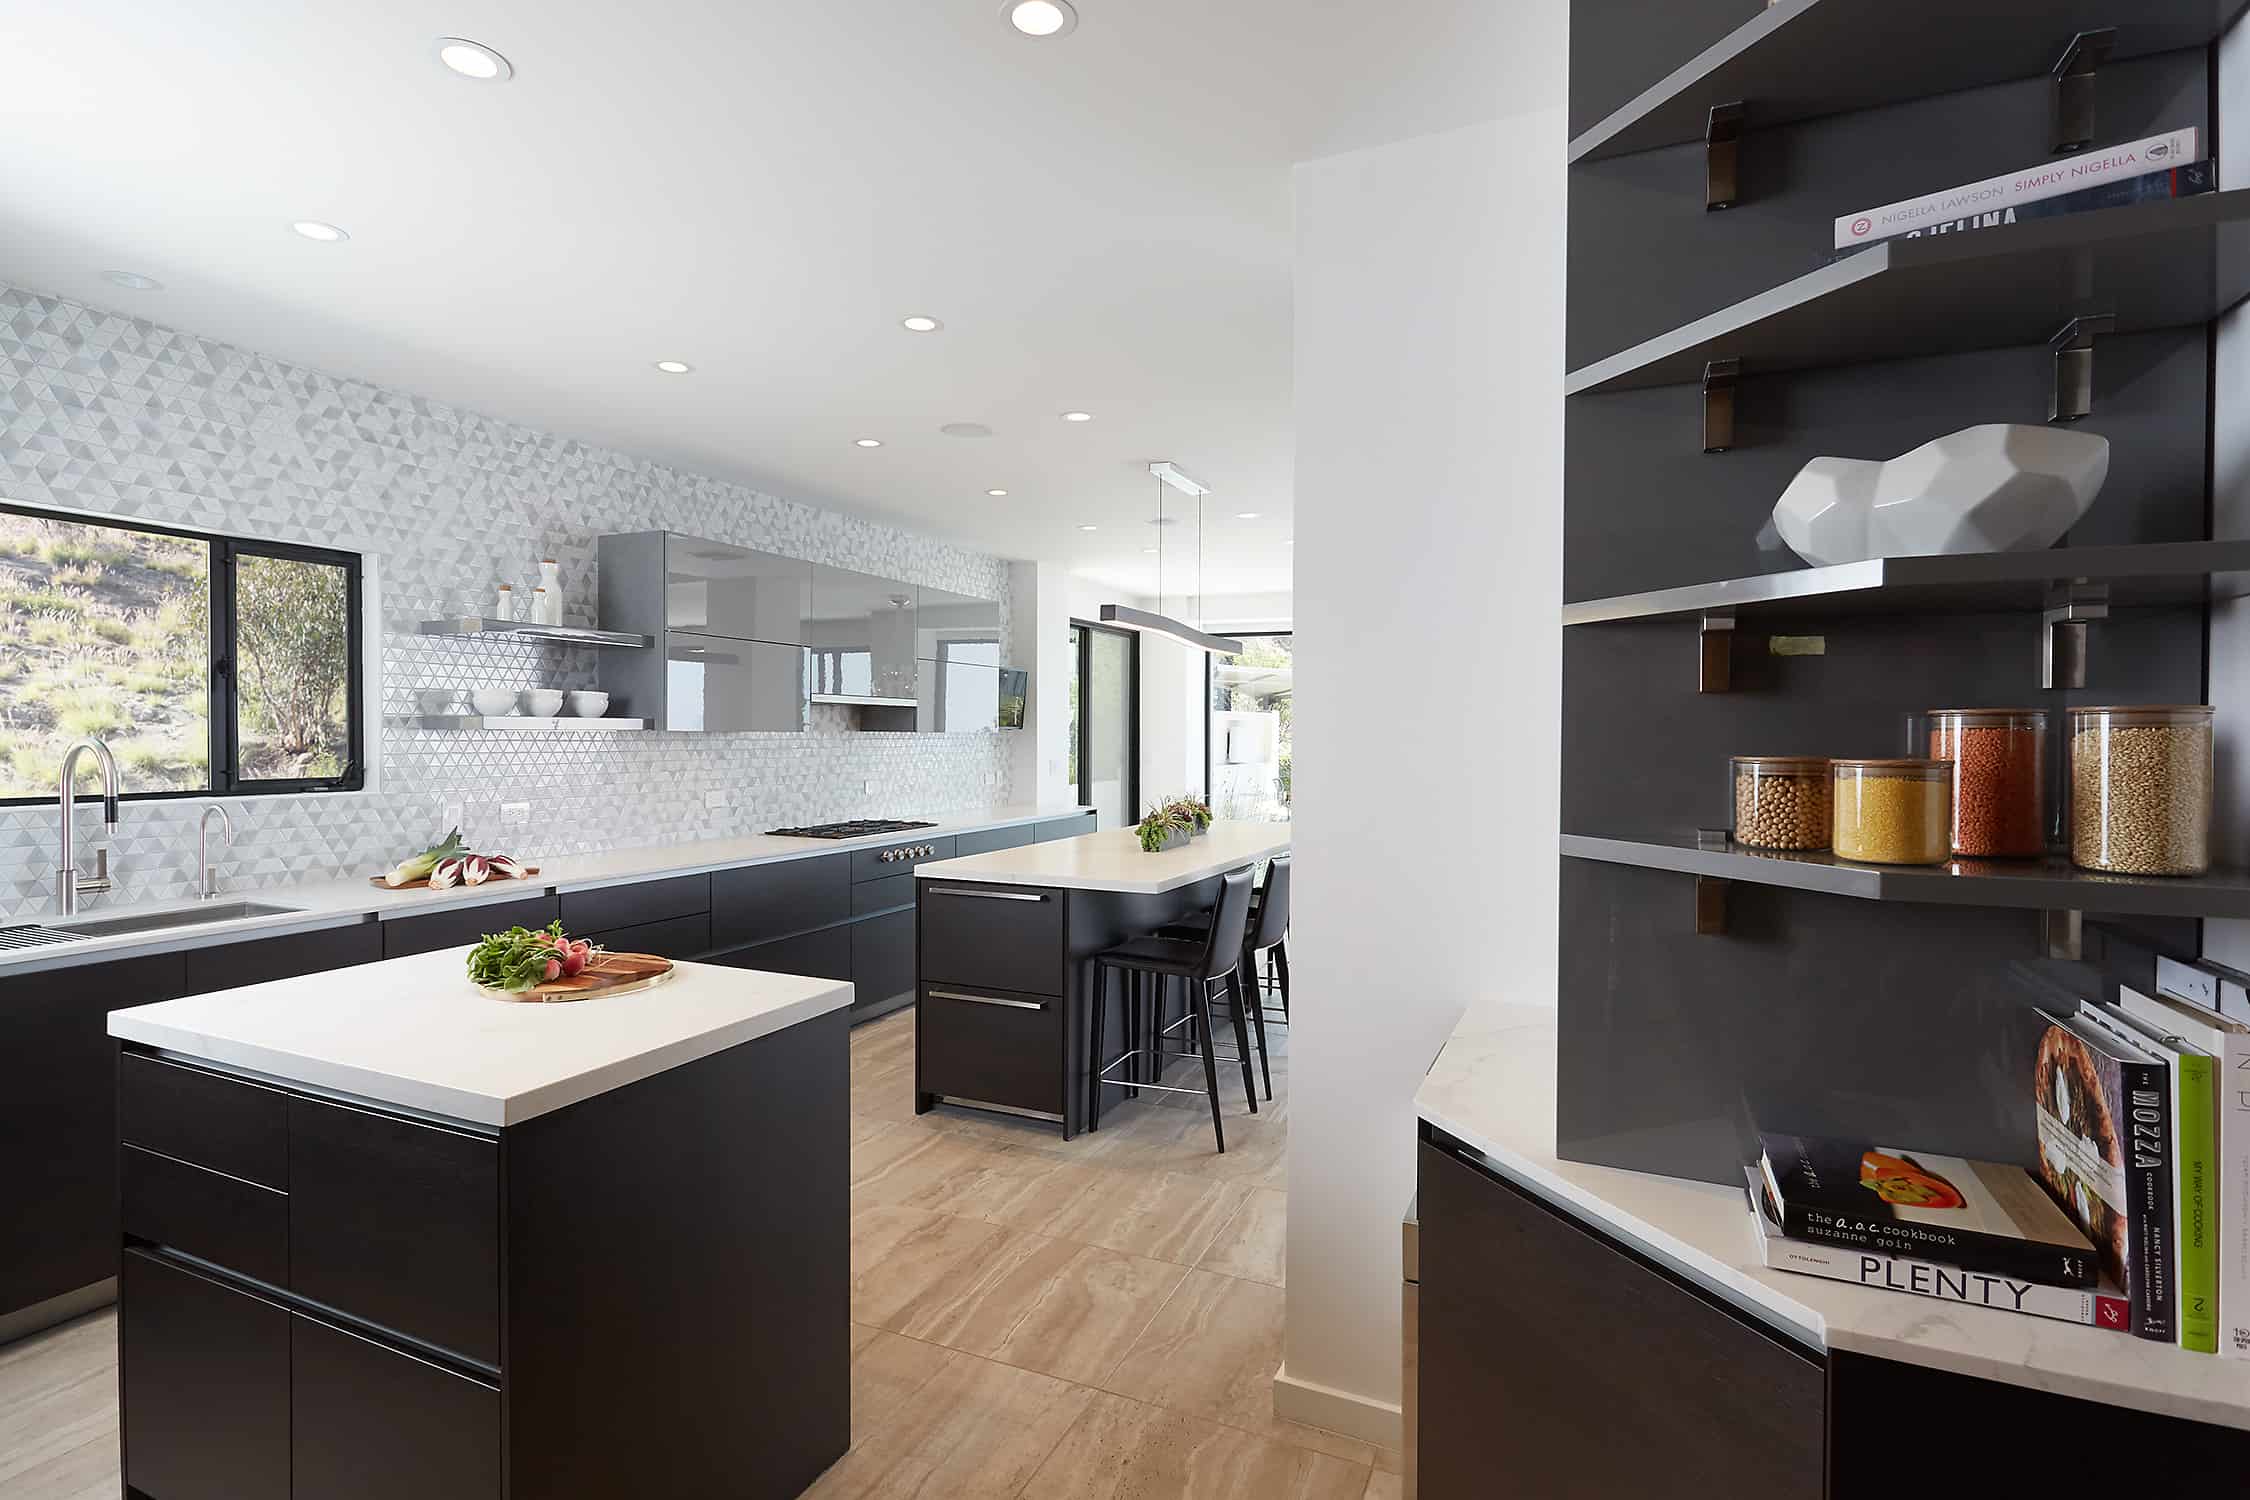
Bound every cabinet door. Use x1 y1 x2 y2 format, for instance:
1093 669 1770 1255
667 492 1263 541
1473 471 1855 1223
916 984 1063 1114
808 564 918 700
182 920 379 995
852 909 916 1015
382 893 557 959
916 656 1002 733
662 535 811 644
918 882 1065 996
1035 812 1096 842
579 911 711 960
293 1314 501 1500
711 854 850 948
1417 1140 1824 1500
120 1249 290 1500
0 951 183 1317
666 631 807 732
711 923 853 983
956 823 1035 856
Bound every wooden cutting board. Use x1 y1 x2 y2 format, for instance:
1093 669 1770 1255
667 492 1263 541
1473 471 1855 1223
370 867 540 890
480 952 674 1004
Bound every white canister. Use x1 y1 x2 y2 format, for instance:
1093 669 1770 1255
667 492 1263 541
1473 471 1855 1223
537 559 561 624
530 587 549 625
493 583 515 621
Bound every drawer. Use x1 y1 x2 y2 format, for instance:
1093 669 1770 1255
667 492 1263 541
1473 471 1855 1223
293 1314 501 1500
120 1052 289 1189
711 922 853 984
712 853 849 948
580 911 711 960
558 872 709 932
382 893 558 959
182 921 380 996
850 836 957 883
853 872 915 916
121 1249 290 1500
917 983 1063 1114
121 1143 288 1286
918 882 1065 996
289 1096 500 1366
1035 812 1096 842
851 909 915 1014
956 823 1035 856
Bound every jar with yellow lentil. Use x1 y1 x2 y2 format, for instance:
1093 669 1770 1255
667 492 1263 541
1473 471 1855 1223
1832 758 1951 865
2068 705 2213 875
1731 756 1832 850
1926 708 2046 858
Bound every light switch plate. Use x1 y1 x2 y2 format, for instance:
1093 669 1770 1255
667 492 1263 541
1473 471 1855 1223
705 790 728 810
501 801 530 825
442 802 463 832
865 780 877 795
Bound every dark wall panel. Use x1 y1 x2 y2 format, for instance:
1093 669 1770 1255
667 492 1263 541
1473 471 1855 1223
1568 0 1761 141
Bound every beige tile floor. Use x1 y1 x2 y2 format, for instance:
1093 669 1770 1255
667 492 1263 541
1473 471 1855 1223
0 1003 1392 1500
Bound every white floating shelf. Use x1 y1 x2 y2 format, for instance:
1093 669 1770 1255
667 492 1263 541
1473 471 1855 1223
401 715 652 733
810 693 918 708
417 618 653 649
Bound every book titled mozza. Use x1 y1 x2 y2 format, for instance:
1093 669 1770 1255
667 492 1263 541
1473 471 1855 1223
1746 1170 2130 1331
1833 126 2201 248
1758 1131 2099 1289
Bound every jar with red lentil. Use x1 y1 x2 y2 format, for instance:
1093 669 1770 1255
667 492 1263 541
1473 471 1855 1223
1731 756 1832 850
1832 758 1952 865
2068 705 2214 875
1926 708 2046 858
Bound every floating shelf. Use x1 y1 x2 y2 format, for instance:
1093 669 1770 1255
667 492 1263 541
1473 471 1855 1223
810 693 918 709
1566 192 2250 394
401 715 651 732
417 618 652 649
1563 833 2250 921
1562 539 2250 625
1570 0 2246 163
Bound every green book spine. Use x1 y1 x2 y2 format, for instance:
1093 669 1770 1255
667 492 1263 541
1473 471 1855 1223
2177 1050 2219 1354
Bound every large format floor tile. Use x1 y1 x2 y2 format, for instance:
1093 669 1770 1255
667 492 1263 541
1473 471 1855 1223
803 1351 1097 1500
1025 1391 1368 1500
1198 1186 1288 1287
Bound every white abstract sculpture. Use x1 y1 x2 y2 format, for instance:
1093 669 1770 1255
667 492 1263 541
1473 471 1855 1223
1771 424 2110 567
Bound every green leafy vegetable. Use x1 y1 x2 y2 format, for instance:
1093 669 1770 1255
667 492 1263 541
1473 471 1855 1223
466 919 569 993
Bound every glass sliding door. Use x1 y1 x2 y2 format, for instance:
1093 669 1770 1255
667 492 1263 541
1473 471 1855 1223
1074 622 1137 830
1209 632 1291 822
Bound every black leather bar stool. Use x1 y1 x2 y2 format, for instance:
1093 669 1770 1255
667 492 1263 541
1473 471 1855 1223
1089 867 1258 1152
1158 853 1290 1100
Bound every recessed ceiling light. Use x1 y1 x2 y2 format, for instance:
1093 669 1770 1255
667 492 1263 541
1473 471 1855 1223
901 315 943 333
987 488 1009 497
291 220 349 243
941 422 994 438
1061 410 1093 423
1285 539 1295 546
1235 511 1261 519
855 438 884 448
652 360 693 374
1078 524 1098 532
1004 0 1079 38
103 270 162 291
1142 547 1159 554
435 38 513 81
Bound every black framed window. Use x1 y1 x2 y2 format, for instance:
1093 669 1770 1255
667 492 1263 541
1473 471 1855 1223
0 504 363 803
1069 620 1138 829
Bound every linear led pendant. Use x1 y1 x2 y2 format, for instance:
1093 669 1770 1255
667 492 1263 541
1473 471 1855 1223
1098 603 1243 656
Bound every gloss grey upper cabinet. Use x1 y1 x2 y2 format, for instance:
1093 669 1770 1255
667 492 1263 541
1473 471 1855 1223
664 633 808 733
913 586 1001 664
660 536 812 643
808 566 920 703
915 658 1002 733
596 532 811 732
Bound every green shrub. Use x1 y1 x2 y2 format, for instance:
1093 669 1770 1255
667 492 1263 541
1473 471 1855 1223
90 616 134 646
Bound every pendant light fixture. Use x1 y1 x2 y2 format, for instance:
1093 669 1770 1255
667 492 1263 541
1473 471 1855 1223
1100 463 1243 655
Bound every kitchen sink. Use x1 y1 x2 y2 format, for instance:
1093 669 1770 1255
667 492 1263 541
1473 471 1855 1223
50 900 305 938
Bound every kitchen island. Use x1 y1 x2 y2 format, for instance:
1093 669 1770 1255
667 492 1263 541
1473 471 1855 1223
911 820 1290 1138
106 948 852 1500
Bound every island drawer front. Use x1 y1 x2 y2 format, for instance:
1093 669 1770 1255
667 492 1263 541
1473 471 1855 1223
121 1248 291 1500
850 836 958 883
578 911 711 961
292 1312 501 1500
382 893 558 959
916 984 1063 1114
712 853 850 948
956 823 1035 856
288 1097 500 1368
558 872 710 933
918 883 1065 996
853 872 915 916
121 1143 289 1287
120 1052 290 1190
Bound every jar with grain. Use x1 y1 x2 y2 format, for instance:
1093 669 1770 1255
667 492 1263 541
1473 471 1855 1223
1927 708 2046 858
1832 759 1951 865
2068 706 2213 876
1731 756 1832 850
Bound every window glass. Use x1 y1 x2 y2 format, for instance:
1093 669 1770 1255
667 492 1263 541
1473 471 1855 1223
1209 633 1292 822
233 551 352 783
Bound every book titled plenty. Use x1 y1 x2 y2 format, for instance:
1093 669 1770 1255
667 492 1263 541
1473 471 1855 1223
1833 127 2201 248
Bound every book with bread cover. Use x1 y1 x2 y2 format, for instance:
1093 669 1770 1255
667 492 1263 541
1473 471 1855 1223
1757 1130 2097 1288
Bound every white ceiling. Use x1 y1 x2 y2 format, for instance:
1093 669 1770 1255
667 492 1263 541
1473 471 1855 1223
0 1 1556 597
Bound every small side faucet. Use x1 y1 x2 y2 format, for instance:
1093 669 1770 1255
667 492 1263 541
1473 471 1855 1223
57 737 121 917
199 805 234 900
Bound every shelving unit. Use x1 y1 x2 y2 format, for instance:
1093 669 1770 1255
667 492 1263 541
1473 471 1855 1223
810 693 917 709
416 618 652 649
399 715 651 733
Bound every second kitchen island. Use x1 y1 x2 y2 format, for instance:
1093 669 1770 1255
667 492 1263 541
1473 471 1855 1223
911 821 1291 1139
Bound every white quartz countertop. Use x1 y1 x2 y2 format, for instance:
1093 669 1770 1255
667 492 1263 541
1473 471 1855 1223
1 803 1093 978
1416 1004 2250 1431
914 820 1290 893
108 948 852 1126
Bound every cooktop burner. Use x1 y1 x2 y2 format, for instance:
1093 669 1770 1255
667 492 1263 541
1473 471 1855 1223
768 819 939 840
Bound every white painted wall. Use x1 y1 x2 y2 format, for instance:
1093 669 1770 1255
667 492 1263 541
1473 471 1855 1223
1280 103 1567 1442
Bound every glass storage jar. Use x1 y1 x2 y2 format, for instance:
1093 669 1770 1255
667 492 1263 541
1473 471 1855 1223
1832 759 1951 865
1926 709 2046 858
1730 756 1832 850
2068 705 2214 875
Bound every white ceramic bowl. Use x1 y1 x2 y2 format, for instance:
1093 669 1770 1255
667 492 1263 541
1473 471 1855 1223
518 689 564 718
415 688 456 716
565 690 610 718
469 687 516 717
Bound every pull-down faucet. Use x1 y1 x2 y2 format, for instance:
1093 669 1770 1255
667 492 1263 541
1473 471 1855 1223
57 737 120 917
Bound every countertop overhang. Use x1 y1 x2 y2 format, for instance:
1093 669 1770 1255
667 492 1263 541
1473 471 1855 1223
914 821 1290 893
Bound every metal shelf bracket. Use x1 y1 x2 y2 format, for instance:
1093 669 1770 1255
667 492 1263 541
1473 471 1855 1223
1698 609 1736 693
2041 909 2084 961
1696 876 1731 936
1705 101 1744 210
2050 29 2115 155
2040 581 2109 689
1702 357 1741 453
2048 313 2114 423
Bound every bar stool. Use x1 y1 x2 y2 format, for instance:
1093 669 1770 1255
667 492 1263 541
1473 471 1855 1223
1089 867 1258 1152
1158 853 1290 1100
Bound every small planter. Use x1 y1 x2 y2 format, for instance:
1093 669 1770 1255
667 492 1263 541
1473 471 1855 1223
1145 827 1193 853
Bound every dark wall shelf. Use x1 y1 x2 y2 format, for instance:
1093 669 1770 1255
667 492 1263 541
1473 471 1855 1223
1566 192 2250 394
1562 539 2250 624
1570 0 2246 163
1562 833 2250 921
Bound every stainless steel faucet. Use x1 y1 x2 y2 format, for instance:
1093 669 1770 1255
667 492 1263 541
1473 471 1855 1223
198 805 233 900
56 737 121 917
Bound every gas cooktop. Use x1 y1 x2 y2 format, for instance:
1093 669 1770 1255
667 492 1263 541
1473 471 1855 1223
767 819 939 840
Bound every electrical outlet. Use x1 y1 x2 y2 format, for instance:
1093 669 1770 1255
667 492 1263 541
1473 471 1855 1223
705 789 729 810
985 771 997 785
501 801 530 825
864 779 877 796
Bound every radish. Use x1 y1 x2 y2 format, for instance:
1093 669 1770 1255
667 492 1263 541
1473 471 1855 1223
543 957 561 981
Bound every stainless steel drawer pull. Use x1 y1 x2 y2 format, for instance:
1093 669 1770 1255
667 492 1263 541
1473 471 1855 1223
929 887 1046 902
927 990 1045 1010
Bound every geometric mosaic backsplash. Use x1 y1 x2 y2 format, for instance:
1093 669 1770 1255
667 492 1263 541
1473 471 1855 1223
0 282 1015 921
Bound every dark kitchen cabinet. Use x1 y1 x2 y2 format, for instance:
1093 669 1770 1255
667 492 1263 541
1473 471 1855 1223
0 951 183 1319
120 1051 290 1188
1035 811 1096 842
120 1248 291 1500
382 894 558 959
183 920 379 995
121 1143 289 1286
711 853 850 949
847 836 957 883
579 911 711 960
956 822 1035 856
915 983 1063 1115
712 923 853 984
918 881 1065 997
558 872 708 933
292 1314 502 1500
851 909 916 1018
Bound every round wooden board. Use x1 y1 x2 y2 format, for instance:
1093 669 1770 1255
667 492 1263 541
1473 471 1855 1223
478 952 675 1004
370 867 540 890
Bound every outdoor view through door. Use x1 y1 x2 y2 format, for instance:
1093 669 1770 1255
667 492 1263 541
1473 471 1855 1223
1067 621 1137 830
1209 632 1291 822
